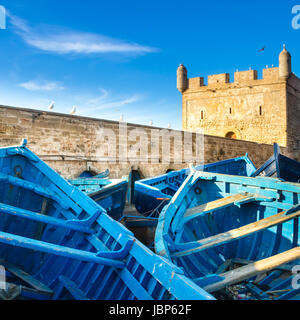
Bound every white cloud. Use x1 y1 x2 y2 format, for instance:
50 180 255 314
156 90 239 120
7 12 158 56
86 89 110 105
76 89 142 115
24 33 157 55
85 94 141 111
7 12 30 33
19 80 64 91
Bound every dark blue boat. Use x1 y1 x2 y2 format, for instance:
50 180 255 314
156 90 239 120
134 155 256 216
69 177 128 221
127 169 143 205
0 140 214 300
78 169 110 179
155 169 300 300
251 143 300 183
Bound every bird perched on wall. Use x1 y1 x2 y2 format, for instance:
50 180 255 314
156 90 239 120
48 101 54 110
70 105 77 115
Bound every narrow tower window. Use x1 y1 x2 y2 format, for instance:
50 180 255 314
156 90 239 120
229 107 232 114
201 110 204 120
259 106 262 116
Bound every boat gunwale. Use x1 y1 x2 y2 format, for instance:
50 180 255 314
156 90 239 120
136 154 256 187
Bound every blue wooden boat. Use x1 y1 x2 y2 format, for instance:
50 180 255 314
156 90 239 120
78 169 110 179
0 140 214 300
135 155 256 216
155 169 300 300
69 177 128 221
251 143 300 183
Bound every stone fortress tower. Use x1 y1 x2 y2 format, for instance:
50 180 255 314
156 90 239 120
178 46 300 160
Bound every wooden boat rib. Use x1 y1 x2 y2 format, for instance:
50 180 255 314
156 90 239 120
134 155 257 216
0 140 214 300
155 170 300 300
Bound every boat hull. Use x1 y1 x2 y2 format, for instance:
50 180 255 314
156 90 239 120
0 142 214 300
155 170 300 300
135 155 256 216
251 143 300 183
78 169 110 179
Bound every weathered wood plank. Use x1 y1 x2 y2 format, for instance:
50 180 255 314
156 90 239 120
203 247 300 293
184 193 272 221
173 210 300 258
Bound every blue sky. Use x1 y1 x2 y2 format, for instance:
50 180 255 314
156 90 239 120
0 0 299 129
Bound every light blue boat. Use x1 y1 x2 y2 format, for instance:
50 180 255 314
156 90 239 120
134 155 256 216
155 169 300 300
69 177 128 221
0 140 214 300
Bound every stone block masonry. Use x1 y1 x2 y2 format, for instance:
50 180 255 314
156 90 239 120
0 105 278 179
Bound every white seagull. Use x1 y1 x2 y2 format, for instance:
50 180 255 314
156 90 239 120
48 101 55 110
70 105 77 115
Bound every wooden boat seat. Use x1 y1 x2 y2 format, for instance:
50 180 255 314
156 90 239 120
202 246 300 293
216 258 292 274
184 193 273 222
172 209 300 258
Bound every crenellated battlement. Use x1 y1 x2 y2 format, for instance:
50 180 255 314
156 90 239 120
262 67 279 81
188 77 204 89
185 67 280 90
207 73 230 85
234 69 258 83
178 46 293 93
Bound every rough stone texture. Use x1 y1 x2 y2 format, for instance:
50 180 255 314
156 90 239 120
208 73 230 85
0 105 276 179
188 77 204 88
181 66 300 161
234 70 258 83
287 74 300 160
